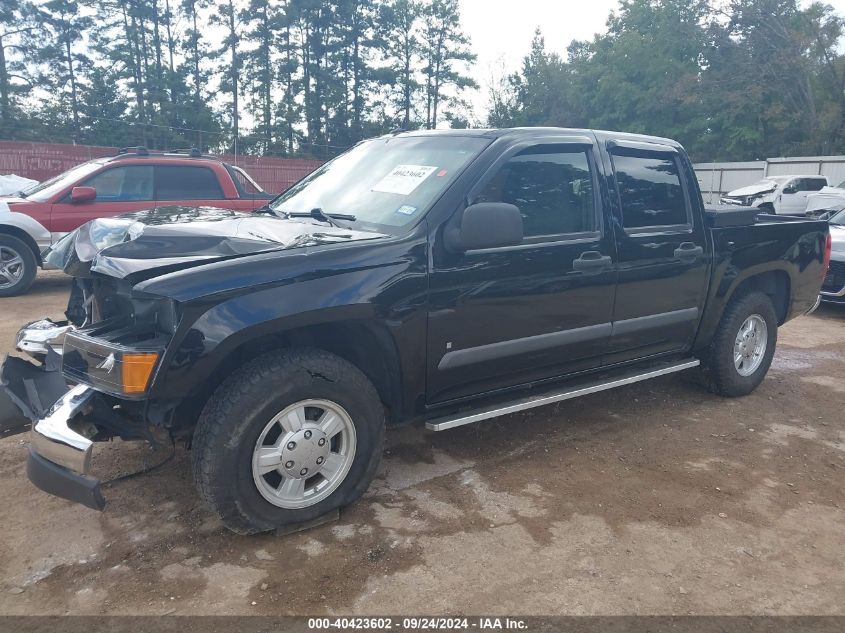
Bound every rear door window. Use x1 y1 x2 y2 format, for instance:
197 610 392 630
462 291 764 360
611 152 690 230
155 166 224 200
800 178 826 192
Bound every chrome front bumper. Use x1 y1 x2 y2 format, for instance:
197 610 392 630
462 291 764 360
27 385 105 510
31 384 95 473
1 320 106 510
820 286 845 298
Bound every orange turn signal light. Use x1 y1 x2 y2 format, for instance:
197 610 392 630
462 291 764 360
122 352 160 394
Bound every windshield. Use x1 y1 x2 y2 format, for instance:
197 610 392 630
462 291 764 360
270 135 490 232
830 209 845 225
18 160 106 202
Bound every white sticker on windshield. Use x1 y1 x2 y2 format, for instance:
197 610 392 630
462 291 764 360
372 165 437 196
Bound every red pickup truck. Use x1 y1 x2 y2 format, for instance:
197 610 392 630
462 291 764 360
0 148 273 296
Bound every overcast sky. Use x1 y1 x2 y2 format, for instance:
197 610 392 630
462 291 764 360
459 0 845 121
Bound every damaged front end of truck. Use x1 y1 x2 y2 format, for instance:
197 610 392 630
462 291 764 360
0 285 179 510
1 312 174 509
0 206 386 511
0 217 194 508
0 210 278 506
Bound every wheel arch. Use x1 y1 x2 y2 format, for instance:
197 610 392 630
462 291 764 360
694 267 791 353
168 318 405 434
727 269 791 325
0 224 43 264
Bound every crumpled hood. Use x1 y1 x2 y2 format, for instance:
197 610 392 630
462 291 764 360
725 181 778 198
44 205 387 279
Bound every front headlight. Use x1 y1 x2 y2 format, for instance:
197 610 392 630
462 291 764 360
62 330 163 398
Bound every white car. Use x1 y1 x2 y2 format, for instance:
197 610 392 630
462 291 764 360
721 175 828 215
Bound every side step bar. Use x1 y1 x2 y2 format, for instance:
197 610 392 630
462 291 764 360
426 358 700 432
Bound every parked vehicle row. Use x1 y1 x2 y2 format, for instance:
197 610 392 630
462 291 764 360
0 147 272 296
720 173 845 219
720 175 828 215
0 127 830 534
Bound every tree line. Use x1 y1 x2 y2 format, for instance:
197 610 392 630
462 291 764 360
2 0 844 162
0 0 476 158
490 0 845 162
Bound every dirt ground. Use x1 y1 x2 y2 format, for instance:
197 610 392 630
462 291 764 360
0 270 843 615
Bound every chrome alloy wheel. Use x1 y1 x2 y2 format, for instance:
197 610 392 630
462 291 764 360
733 314 768 377
0 246 25 290
251 399 357 509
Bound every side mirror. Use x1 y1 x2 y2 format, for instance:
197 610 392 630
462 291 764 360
71 186 96 203
782 185 797 195
445 202 524 253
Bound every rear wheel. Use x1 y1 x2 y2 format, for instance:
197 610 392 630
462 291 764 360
0 235 37 297
191 348 385 534
703 291 778 397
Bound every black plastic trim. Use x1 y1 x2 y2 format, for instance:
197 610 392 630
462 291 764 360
438 322 613 370
27 449 105 511
611 307 700 336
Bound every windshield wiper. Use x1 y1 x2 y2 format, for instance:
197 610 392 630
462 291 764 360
286 208 356 228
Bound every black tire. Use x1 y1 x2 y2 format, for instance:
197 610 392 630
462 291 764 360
191 348 385 535
757 203 775 214
0 234 37 297
703 291 778 397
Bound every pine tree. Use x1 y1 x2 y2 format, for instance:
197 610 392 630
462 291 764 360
37 0 93 138
210 0 243 153
242 0 279 153
0 0 37 135
419 0 476 129
379 0 422 128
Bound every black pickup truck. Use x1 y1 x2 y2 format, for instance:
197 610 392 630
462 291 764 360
0 128 832 534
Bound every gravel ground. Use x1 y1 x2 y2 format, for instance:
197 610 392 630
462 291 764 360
0 270 843 615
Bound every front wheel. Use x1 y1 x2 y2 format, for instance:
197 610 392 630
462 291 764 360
0 235 37 297
703 291 778 397
191 348 385 534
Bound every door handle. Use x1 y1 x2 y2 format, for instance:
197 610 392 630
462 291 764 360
573 250 613 273
674 242 704 261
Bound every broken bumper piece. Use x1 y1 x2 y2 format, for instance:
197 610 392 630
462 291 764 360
0 353 70 438
15 318 73 358
0 318 75 438
27 385 105 511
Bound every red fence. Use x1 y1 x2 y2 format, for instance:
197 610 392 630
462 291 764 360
0 141 323 194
